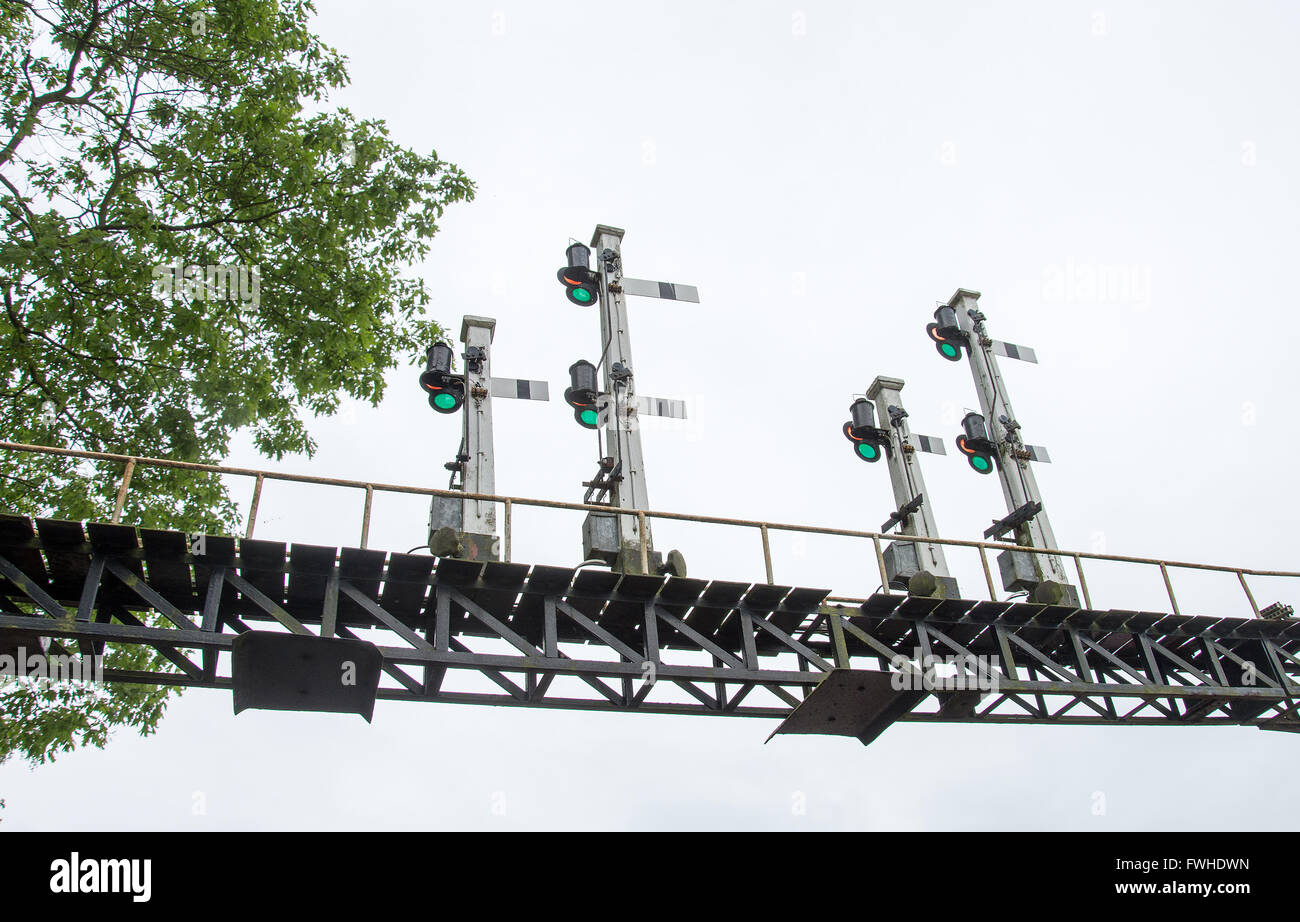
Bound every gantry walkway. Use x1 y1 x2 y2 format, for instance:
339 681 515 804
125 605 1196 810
2 441 1298 744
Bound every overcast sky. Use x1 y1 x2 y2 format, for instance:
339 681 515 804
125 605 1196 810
5 0 1300 830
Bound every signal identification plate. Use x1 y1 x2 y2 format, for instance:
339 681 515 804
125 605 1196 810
490 378 550 401
991 340 1038 363
620 277 701 303
910 434 947 455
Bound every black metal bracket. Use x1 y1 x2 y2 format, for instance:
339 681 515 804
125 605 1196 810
583 458 622 505
444 451 471 490
984 501 1043 540
881 494 924 535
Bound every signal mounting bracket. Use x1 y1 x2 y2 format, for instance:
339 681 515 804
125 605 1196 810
881 493 924 535
984 501 1043 540
583 458 623 506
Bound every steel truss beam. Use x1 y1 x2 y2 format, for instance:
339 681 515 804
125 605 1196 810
1 515 1298 741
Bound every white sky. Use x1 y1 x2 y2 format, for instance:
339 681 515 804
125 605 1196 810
4 0 1300 830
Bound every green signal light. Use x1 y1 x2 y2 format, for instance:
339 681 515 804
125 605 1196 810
433 392 457 410
972 455 990 471
579 408 599 426
856 442 879 460
940 343 958 358
572 287 593 303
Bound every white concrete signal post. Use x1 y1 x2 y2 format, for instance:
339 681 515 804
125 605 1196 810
948 289 1079 605
428 315 549 561
579 225 695 576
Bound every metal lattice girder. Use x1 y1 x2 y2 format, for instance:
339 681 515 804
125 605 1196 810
1 513 1299 742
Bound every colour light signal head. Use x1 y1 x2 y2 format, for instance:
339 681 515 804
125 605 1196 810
927 305 966 362
955 411 996 474
843 398 889 463
564 359 601 429
557 242 600 306
419 342 464 414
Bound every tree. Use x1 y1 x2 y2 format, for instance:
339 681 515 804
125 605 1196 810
0 0 474 765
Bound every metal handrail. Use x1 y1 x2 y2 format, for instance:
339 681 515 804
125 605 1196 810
1 440 1295 618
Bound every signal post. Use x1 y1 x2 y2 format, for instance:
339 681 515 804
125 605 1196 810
943 289 1078 605
421 316 549 561
866 376 960 599
559 225 695 576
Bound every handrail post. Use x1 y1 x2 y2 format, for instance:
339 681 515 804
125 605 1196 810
360 484 374 549
637 510 649 575
503 498 512 563
760 524 774 585
111 458 136 524
1238 570 1261 616
872 535 891 595
1072 553 1093 609
245 473 265 539
1159 562 1180 614
978 545 998 602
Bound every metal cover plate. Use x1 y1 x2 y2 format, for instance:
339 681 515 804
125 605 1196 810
1181 615 1222 635
657 577 708 606
525 565 575 595
1032 605 1076 627
768 669 927 746
966 601 1012 623
480 561 530 590
232 631 383 721
930 598 975 620
1095 610 1134 630
743 583 792 613
0 514 37 548
615 573 665 600
1124 611 1164 632
894 596 944 620
434 557 483 586
1064 608 1098 628
858 593 902 618
1000 602 1045 625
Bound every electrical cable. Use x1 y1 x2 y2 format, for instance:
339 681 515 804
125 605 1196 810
594 324 615 374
